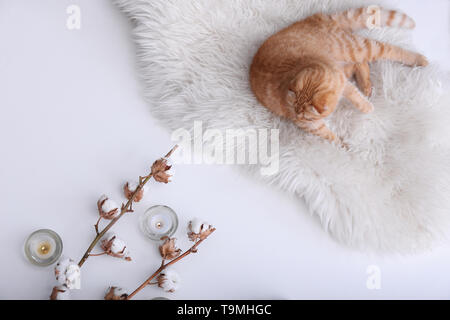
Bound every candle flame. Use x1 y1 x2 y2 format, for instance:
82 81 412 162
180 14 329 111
38 242 51 255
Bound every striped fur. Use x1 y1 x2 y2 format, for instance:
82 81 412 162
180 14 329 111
250 6 428 145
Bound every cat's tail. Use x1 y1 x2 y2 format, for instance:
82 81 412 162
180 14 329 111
330 7 416 30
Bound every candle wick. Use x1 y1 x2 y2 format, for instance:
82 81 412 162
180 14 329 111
38 242 51 255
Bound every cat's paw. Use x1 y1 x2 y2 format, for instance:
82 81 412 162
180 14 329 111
356 76 372 97
362 85 373 98
356 80 372 97
415 54 429 67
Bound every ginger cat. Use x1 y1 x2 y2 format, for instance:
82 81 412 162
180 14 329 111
250 7 429 144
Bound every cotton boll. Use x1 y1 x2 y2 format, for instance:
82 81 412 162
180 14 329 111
104 286 128 300
102 199 120 214
188 218 215 242
157 268 180 293
200 223 210 232
50 286 71 300
101 233 132 261
123 181 146 202
159 237 181 260
151 157 174 183
54 257 81 289
125 181 149 193
110 238 127 255
188 218 204 234
97 195 120 219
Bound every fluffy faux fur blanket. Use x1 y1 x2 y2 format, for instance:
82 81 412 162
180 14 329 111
115 0 450 252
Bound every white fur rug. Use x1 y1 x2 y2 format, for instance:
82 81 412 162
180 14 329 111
115 0 450 252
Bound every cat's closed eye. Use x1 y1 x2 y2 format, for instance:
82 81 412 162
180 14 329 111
310 106 320 115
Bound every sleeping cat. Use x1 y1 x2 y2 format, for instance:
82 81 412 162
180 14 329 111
250 7 428 145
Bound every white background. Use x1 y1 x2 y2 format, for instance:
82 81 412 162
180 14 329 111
0 0 449 300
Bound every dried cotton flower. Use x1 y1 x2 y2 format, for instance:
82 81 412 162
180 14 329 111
188 218 215 242
101 233 132 261
159 237 181 260
50 286 71 300
123 181 145 202
55 257 81 289
157 268 180 293
97 195 120 220
151 157 174 183
104 286 128 300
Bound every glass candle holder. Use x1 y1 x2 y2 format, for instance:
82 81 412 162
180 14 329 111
139 205 178 241
24 229 63 266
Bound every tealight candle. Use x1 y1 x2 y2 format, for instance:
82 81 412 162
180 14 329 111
139 205 178 241
24 229 63 266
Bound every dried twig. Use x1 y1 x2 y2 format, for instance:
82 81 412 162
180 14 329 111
126 228 215 300
77 145 178 267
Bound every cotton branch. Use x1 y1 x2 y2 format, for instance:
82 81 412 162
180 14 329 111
126 222 215 300
77 144 178 267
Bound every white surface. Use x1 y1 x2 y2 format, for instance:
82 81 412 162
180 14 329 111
0 0 449 300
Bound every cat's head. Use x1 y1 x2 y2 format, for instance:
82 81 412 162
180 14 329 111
287 63 345 121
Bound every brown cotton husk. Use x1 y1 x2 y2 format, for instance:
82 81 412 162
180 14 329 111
159 237 181 260
123 182 144 202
